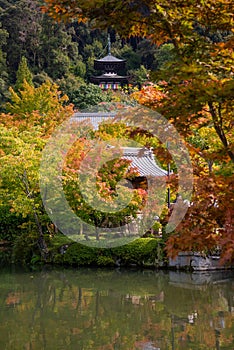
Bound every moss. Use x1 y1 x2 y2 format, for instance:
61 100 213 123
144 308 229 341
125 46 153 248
97 255 115 267
49 233 73 250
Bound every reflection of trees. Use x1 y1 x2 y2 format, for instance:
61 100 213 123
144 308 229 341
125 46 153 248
0 269 233 349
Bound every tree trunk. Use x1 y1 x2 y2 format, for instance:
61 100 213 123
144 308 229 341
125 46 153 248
208 102 234 163
21 170 49 261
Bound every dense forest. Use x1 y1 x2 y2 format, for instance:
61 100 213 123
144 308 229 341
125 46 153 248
0 0 176 108
0 0 233 267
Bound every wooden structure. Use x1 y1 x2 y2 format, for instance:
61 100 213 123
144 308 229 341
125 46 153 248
90 35 128 90
71 113 167 182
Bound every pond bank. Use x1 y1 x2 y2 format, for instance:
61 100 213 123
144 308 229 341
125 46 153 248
1 236 234 271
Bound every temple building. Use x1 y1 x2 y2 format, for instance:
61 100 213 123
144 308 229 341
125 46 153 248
71 113 167 184
90 35 128 90
71 112 116 130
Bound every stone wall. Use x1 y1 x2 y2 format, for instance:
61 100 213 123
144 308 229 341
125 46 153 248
169 252 234 271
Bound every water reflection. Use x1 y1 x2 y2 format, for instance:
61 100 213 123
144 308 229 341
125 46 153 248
0 268 233 350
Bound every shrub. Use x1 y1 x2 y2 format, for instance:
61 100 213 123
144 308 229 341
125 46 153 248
52 237 164 267
112 238 163 266
12 231 40 265
68 83 112 109
0 206 24 242
56 242 97 266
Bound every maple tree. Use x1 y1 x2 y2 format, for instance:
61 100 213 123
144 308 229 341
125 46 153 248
0 125 49 259
61 134 148 243
0 84 149 256
1 79 73 136
42 1 233 38
0 80 73 260
131 83 233 264
0 0 233 263
42 0 234 262
42 0 233 161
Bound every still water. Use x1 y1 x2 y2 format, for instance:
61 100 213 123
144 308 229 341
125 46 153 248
0 267 233 350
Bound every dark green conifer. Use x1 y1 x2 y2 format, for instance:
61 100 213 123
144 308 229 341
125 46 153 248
15 56 33 91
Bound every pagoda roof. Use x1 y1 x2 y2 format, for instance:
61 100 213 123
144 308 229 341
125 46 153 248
94 54 126 71
95 54 126 63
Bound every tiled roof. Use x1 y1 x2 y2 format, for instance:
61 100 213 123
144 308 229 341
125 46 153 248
71 112 116 130
122 147 167 177
70 113 167 177
95 54 125 62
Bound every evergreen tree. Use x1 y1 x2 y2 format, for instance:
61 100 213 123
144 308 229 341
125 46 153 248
15 56 33 91
154 43 176 70
68 83 112 109
0 0 153 94
0 22 9 105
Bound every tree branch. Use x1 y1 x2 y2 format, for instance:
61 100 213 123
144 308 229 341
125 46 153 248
208 102 234 162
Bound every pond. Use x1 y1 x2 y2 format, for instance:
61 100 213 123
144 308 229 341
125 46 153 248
0 267 233 350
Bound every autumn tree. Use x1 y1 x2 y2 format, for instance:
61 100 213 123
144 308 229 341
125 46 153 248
0 79 73 260
43 0 234 160
2 79 73 135
43 0 234 263
60 127 147 243
0 125 49 260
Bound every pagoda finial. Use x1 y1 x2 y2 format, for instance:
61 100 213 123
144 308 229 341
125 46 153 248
107 33 111 55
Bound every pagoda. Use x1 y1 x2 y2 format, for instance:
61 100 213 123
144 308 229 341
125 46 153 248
90 35 128 90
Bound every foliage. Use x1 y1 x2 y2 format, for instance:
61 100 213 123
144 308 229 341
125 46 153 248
15 56 33 91
63 137 147 238
42 0 233 41
0 21 9 105
0 205 24 242
0 0 171 105
52 237 163 267
112 237 163 266
165 174 234 265
128 65 150 87
68 83 113 109
32 71 52 87
0 0 233 264
53 242 98 266
115 43 141 71
0 0 79 81
42 0 234 263
42 0 234 160
2 79 73 135
0 125 49 259
0 80 74 261
153 43 176 70
11 230 40 265
132 82 234 263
